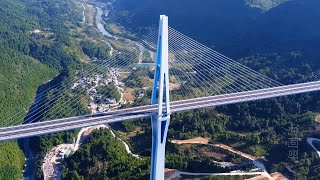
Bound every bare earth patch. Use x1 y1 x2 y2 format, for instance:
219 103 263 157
171 137 210 144
248 172 287 180
169 82 181 90
165 168 181 180
123 93 135 102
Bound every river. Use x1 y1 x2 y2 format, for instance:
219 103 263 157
21 72 67 180
41 6 140 179
21 83 50 180
95 5 155 64
95 6 118 39
22 5 139 180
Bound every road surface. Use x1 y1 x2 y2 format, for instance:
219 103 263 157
307 137 320 158
1 80 320 141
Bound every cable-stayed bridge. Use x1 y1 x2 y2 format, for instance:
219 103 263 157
1 15 320 179
1 80 320 142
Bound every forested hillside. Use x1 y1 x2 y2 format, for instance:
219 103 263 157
1 0 319 179
238 0 320 57
62 129 150 179
108 0 261 48
0 0 81 178
102 0 320 179
108 0 320 60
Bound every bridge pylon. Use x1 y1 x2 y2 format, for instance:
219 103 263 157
150 15 170 180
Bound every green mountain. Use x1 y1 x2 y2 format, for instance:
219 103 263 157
108 0 295 47
108 0 261 47
0 0 319 179
0 0 80 178
108 0 320 59
103 1 320 178
0 1 53 179
239 0 320 57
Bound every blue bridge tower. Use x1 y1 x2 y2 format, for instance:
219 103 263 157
150 15 170 180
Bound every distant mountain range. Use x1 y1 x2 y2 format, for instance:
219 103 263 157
238 0 320 57
108 0 320 59
109 0 260 48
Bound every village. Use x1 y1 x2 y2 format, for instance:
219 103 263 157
42 67 132 179
71 67 127 113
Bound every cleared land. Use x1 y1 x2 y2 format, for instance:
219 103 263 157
171 137 209 144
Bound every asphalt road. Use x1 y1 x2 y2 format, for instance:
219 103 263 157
1 80 320 141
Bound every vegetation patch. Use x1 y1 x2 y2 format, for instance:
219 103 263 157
62 129 150 179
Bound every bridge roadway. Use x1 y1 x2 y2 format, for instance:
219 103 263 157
1 80 320 141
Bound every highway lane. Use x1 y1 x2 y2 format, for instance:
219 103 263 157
2 81 320 136
1 80 319 133
2 113 154 142
0 104 158 133
1 81 320 136
1 81 320 141
173 82 320 113
0 83 317 135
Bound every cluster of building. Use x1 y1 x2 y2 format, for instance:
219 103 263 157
42 145 73 180
30 28 54 39
71 68 126 113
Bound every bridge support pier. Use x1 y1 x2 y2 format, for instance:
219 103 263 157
150 15 170 180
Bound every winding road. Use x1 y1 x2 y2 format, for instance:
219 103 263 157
170 137 272 179
307 137 320 158
42 125 139 179
80 3 86 23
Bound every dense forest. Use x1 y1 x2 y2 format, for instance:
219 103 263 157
234 0 320 59
80 40 111 60
99 1 320 178
60 67 320 179
112 93 320 179
107 0 320 60
107 0 260 49
0 0 57 178
62 129 150 179
0 0 83 178
58 0 320 179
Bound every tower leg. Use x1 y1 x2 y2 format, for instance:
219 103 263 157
150 116 170 180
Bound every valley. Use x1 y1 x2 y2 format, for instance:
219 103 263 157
0 0 320 179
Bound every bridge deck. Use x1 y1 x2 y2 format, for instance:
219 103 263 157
1 80 320 142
